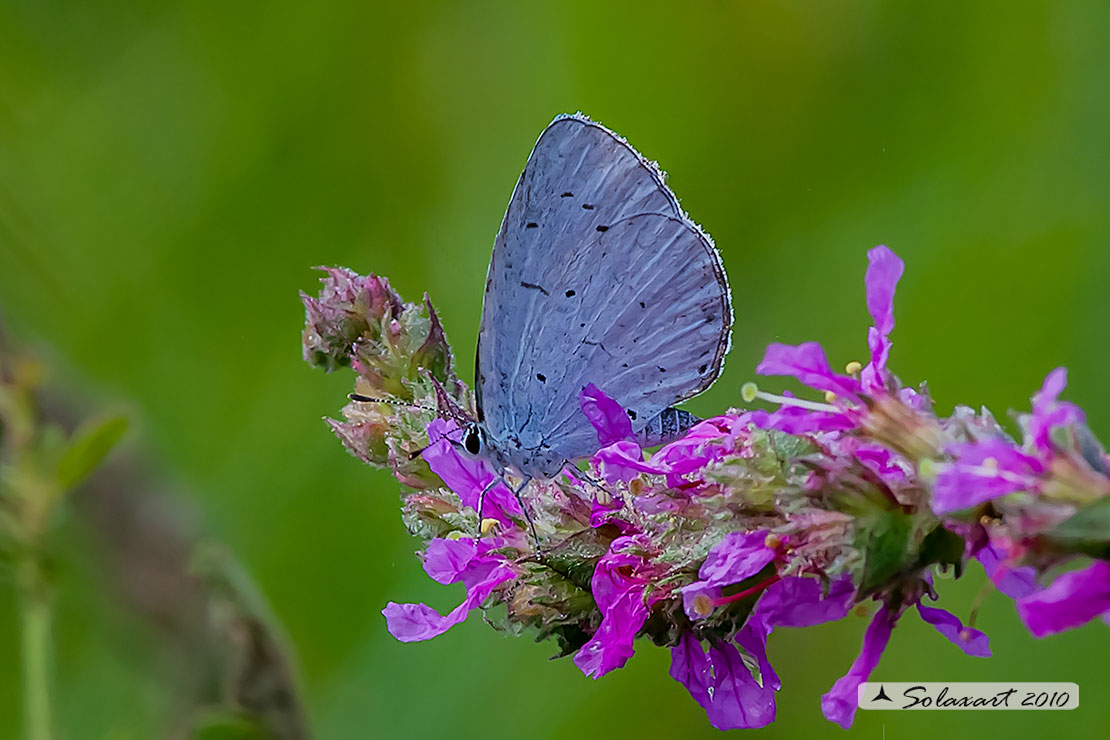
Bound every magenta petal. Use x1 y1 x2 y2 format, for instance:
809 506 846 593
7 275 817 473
821 608 897 729
705 641 777 730
931 439 1044 515
755 575 855 628
594 440 662 483
574 539 653 679
580 383 634 446
756 342 861 398
748 406 855 435
698 531 776 585
670 632 712 708
1017 560 1110 637
382 564 515 642
863 245 904 337
1028 368 1086 456
422 537 478 585
573 587 648 678
916 604 991 657
737 621 780 691
976 543 1038 599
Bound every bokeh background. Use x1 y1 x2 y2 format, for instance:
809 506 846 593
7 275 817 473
2 1 1110 737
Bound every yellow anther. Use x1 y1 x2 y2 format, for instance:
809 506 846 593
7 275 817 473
764 533 782 550
918 458 937 482
480 518 501 536
629 478 644 496
854 604 869 618
845 361 863 376
979 515 995 527
824 391 837 403
692 593 716 617
446 530 465 541
740 382 759 403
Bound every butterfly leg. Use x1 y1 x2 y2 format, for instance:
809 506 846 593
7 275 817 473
563 463 620 507
476 475 540 550
475 477 500 522
511 476 541 550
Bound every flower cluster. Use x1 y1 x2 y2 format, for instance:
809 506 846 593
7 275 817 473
301 247 1110 730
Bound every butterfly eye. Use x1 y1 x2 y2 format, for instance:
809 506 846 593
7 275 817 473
463 424 482 456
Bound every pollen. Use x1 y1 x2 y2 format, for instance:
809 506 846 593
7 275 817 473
692 593 715 617
480 518 501 536
764 533 782 550
741 382 758 403
982 457 998 470
824 391 837 403
845 360 863 375
854 604 869 618
629 478 644 496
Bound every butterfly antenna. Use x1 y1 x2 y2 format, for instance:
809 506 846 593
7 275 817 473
347 393 437 413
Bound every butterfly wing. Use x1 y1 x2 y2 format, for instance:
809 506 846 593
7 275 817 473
476 113 732 477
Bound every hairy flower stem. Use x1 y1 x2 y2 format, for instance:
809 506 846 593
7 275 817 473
18 557 53 740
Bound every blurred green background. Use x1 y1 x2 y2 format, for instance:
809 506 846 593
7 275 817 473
2 0 1110 737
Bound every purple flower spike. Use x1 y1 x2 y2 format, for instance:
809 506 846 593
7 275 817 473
383 537 515 642
574 538 654 678
1016 560 1110 637
580 383 634 447
932 439 1044 514
1028 367 1086 456
860 246 904 390
423 419 521 523
916 603 991 657
821 608 897 729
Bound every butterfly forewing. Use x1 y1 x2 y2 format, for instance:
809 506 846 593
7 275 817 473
477 114 732 477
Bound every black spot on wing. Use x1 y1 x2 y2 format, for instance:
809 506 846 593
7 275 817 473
536 373 546 382
520 281 550 296
565 289 576 297
526 222 539 229
596 225 609 232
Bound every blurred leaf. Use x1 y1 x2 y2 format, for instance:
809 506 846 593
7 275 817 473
191 542 311 740
56 414 127 490
1042 498 1110 559
188 709 266 740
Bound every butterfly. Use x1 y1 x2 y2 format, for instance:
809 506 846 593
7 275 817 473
456 113 733 500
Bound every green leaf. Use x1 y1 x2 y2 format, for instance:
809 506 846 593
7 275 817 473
855 509 912 597
1042 498 1110 559
916 524 966 577
56 415 128 490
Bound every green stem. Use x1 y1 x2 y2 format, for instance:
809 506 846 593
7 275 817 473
19 561 53 740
